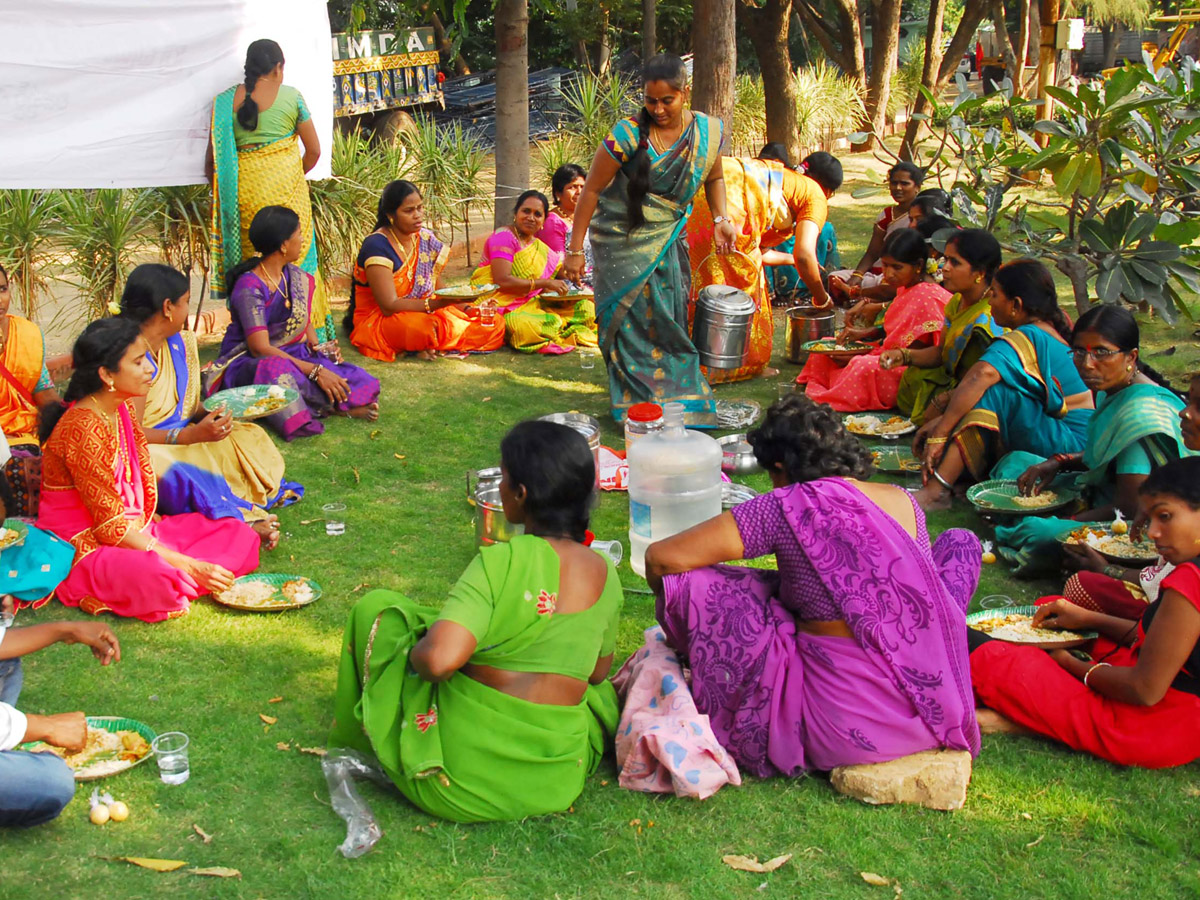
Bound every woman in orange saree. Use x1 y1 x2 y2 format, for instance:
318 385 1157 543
347 181 504 360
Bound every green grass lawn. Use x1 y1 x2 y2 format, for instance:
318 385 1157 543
7 169 1200 899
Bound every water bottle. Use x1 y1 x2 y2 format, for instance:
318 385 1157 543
627 402 722 577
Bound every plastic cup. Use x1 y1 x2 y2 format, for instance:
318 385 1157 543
979 594 1014 610
579 350 597 370
776 381 796 401
152 732 190 785
323 503 347 537
591 539 623 566
479 303 497 325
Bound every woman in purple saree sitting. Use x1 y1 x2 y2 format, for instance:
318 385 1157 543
644 394 981 776
205 205 380 440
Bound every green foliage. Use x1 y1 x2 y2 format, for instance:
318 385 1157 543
793 61 868 152
730 74 767 157
59 189 158 323
0 189 62 321
400 117 492 259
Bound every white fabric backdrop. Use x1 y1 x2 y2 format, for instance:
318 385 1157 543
0 0 333 188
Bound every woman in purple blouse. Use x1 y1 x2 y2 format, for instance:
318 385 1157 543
644 394 982 776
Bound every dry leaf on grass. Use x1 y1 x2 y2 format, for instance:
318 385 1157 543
394 453 406 460
276 742 291 751
353 466 361 484
268 696 284 704
104 857 188 872
192 824 213 844
1026 834 1045 849
299 746 328 757
722 854 792 873
188 867 241 878
861 872 892 887
259 714 278 725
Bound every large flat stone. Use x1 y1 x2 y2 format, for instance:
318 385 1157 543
830 749 972 811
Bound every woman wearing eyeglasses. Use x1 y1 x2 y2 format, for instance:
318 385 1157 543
988 304 1195 574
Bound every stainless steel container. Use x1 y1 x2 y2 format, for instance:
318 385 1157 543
538 412 602 487
473 482 524 547
693 284 756 369
465 466 503 506
785 305 836 364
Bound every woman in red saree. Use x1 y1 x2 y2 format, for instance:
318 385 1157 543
346 181 504 360
797 229 950 412
36 319 261 623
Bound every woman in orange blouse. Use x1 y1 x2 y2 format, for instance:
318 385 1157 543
36 319 262 623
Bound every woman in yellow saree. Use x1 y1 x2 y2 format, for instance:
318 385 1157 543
471 191 598 354
207 39 334 342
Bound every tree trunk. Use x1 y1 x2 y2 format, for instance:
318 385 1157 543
494 0 530 228
430 11 470 76
989 0 1020 95
1015 0 1031 92
1101 23 1125 70
793 0 865 86
691 0 737 128
742 0 801 164
596 4 612 75
861 0 903 150
899 0 945 160
643 0 656 60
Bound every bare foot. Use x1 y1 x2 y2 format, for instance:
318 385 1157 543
344 402 380 422
762 366 780 377
913 483 953 511
252 516 281 551
416 349 437 361
976 707 1034 736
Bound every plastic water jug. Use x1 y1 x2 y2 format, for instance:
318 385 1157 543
627 402 722 577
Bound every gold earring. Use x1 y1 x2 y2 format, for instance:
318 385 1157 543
165 311 173 322
974 276 983 284
106 381 115 392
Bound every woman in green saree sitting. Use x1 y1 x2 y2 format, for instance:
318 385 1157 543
329 421 622 823
565 54 736 427
887 229 1005 425
990 305 1195 574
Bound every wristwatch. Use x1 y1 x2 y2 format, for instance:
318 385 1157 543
713 215 730 225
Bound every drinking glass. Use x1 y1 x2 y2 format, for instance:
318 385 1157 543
579 350 597 370
979 595 1015 610
323 503 347 536
152 732 190 785
776 381 796 402
479 302 497 325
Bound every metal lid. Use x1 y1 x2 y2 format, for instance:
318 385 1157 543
696 284 755 315
538 411 600 439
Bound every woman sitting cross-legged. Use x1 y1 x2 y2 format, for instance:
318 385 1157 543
989 305 1195 575
471 191 598 354
329 420 622 822
121 263 297 545
206 205 380 440
971 456 1200 768
913 258 1094 510
346 180 505 361
796 228 951 412
644 395 981 777
36 319 262 622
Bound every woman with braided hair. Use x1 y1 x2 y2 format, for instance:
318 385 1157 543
565 54 736 427
206 39 335 342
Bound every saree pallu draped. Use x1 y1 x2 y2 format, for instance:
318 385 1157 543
592 113 724 426
329 537 620 823
991 384 1194 575
206 265 380 441
210 86 332 342
146 331 296 521
0 315 45 446
657 479 980 776
897 293 1005 425
1 525 73 609
351 230 503 359
951 324 1093 481
36 404 259 622
767 223 840 303
797 282 950 412
973 563 1200 768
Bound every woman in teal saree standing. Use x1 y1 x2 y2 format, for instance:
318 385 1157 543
565 54 736 427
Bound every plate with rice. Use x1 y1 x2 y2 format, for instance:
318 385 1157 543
966 605 1098 649
0 519 29 551
434 283 497 300
203 384 299 420
19 716 156 781
845 414 917 439
966 479 1080 516
213 574 322 612
1059 525 1160 565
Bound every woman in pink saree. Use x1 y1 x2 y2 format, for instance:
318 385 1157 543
37 319 261 623
644 395 980 775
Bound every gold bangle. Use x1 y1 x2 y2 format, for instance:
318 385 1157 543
926 436 949 445
900 349 913 365
423 296 431 314
146 537 158 554
529 279 536 294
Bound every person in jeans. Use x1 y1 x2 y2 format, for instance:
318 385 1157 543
0 598 120 827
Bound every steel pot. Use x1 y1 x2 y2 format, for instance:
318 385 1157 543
785 305 836 364
538 412 601 488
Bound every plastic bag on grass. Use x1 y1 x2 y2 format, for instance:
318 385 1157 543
322 750 387 858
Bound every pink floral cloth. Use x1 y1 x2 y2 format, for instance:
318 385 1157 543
611 625 741 799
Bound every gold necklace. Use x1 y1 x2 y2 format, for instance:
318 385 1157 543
85 396 133 481
509 226 534 248
387 227 417 261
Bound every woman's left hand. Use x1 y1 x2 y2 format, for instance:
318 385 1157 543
714 220 737 254
1046 648 1075 670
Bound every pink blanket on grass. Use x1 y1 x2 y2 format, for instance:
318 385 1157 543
611 626 741 799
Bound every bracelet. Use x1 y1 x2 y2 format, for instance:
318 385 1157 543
849 272 865 282
1103 564 1127 580
1083 661 1111 689
423 295 432 314
146 537 158 554
926 436 949 445
167 427 182 445
566 249 586 257
308 364 323 383
529 279 536 294
932 468 955 491
1052 453 1076 466
900 348 913 366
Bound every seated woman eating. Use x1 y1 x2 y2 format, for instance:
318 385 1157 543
539 164 591 278
471 191 598 354
329 420 622 822
346 180 504 361
913 259 1094 510
797 229 950 412
0 262 58 517
987 305 1195 575
644 395 980 777
121 263 294 545
206 205 380 440
891 229 1005 425
972 456 1200 768
37 319 262 622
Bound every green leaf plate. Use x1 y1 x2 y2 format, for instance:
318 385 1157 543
0 519 29 551
966 604 1098 649
800 339 872 355
212 573 323 612
19 715 158 782
1056 524 1160 566
966 479 1080 515
203 385 299 420
870 446 922 473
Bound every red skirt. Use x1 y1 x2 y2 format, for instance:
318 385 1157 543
972 639 1200 768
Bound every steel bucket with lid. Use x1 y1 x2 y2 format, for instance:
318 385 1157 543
691 251 757 370
466 467 524 546
785 305 836 363
538 412 601 488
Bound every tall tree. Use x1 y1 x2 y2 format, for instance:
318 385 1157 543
861 0 903 149
740 0 802 164
643 0 656 59
792 0 866 88
494 0 530 227
691 0 737 126
899 0 945 158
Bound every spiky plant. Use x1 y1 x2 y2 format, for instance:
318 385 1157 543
59 189 156 323
0 189 63 323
